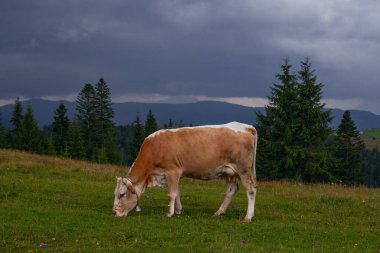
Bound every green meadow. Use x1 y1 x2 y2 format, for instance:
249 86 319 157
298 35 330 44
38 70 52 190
0 149 379 252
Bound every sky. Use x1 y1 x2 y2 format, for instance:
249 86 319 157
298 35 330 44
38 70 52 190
1 0 380 114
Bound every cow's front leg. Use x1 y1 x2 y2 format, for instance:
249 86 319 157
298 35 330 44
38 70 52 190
166 172 181 218
214 176 238 217
175 191 182 214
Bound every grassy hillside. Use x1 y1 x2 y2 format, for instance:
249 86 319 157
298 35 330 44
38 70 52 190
362 128 380 150
1 149 379 252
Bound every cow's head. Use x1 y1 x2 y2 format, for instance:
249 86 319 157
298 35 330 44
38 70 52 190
113 177 138 216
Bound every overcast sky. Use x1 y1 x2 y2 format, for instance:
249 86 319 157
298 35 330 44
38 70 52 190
1 0 380 114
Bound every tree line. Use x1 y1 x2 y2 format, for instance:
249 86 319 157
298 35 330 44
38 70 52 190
0 60 379 187
0 78 184 165
256 58 380 187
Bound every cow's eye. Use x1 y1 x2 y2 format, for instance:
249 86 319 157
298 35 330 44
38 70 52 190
119 193 126 198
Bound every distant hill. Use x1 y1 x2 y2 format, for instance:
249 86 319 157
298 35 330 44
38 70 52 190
1 98 380 130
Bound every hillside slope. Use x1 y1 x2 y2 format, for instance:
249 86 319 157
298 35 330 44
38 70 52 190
1 149 379 252
2 99 380 129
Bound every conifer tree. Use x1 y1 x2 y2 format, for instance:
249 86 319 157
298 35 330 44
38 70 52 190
256 59 299 179
46 138 56 156
362 147 380 187
335 111 365 185
10 97 24 149
93 78 120 163
94 78 115 149
144 109 158 137
22 104 42 152
76 83 97 159
295 58 334 182
256 58 335 182
128 113 145 165
52 103 70 155
0 110 6 148
66 122 85 159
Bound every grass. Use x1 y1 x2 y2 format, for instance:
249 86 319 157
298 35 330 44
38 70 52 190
1 149 380 252
362 128 380 150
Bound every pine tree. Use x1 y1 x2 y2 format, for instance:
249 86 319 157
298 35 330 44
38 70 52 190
46 138 56 156
128 113 145 165
256 58 335 182
52 103 70 155
10 97 24 149
255 59 300 179
295 58 334 182
93 78 119 163
0 110 6 148
144 109 158 137
116 125 133 164
362 147 380 187
76 83 97 159
22 104 42 153
66 122 85 159
94 78 115 149
335 111 365 185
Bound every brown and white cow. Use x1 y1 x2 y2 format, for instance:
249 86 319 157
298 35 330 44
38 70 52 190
113 121 258 222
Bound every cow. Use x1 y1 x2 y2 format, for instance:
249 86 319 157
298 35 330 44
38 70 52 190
113 121 258 222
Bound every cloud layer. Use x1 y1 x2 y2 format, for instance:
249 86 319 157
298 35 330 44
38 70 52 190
1 0 380 113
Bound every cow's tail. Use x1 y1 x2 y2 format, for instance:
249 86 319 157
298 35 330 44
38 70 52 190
247 126 258 182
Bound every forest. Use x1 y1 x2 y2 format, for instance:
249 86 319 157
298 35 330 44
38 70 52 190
0 59 379 187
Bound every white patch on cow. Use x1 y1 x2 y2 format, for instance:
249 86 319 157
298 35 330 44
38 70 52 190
127 162 135 176
147 121 253 139
147 173 167 187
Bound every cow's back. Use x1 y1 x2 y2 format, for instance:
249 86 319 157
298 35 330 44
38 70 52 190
144 123 256 178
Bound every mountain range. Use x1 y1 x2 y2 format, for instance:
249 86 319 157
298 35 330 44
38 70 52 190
1 99 380 130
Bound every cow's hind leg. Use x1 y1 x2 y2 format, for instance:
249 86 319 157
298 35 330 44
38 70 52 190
240 173 257 223
214 176 238 217
166 171 181 218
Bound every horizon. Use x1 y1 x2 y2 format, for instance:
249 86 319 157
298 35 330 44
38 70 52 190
1 97 380 117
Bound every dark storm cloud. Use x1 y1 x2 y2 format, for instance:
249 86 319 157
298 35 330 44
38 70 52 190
1 0 380 113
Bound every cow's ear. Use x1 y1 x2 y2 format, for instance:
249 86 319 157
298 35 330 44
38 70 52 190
127 184 136 194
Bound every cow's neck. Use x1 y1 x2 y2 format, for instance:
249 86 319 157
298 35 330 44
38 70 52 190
127 163 150 191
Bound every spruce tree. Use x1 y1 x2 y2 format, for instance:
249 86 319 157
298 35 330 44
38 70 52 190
52 103 70 155
66 122 85 159
0 110 6 148
362 147 380 187
10 97 24 149
144 109 158 137
256 58 335 182
255 59 299 179
295 58 334 182
93 78 119 163
76 83 97 159
46 138 56 156
335 111 365 185
94 78 115 149
128 113 145 165
22 104 42 152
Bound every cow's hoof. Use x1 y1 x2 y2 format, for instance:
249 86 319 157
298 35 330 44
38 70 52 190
243 217 252 223
167 213 174 218
213 210 224 217
175 209 182 215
